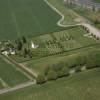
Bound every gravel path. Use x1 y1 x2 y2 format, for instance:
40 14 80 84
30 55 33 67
0 81 36 95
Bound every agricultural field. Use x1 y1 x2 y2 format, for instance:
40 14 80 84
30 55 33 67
0 0 100 99
0 0 63 40
25 44 100 75
47 0 82 25
10 26 100 62
0 55 29 87
67 4 100 29
0 68 100 100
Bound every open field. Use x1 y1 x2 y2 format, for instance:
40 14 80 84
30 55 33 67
25 44 100 75
0 82 4 89
47 0 82 25
0 0 62 40
0 68 100 100
10 26 100 62
0 55 29 87
93 0 100 3
67 4 100 29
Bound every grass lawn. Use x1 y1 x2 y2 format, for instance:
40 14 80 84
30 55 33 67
0 0 62 40
0 68 100 100
0 55 29 87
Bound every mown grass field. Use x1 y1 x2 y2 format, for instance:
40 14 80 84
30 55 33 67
0 55 29 87
0 0 62 40
0 68 100 100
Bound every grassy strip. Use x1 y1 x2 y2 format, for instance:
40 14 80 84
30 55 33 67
0 68 100 100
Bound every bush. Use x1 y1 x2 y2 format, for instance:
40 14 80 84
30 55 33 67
36 74 46 84
47 70 58 81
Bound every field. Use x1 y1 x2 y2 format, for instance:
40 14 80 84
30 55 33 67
93 0 100 3
0 68 100 100
67 4 100 29
47 0 81 25
10 26 100 63
0 0 100 99
25 44 100 75
0 0 63 40
0 55 29 87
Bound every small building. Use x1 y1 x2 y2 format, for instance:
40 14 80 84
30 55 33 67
31 41 38 49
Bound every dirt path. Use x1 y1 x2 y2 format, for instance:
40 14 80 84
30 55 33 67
82 23 100 38
44 0 81 27
0 81 36 95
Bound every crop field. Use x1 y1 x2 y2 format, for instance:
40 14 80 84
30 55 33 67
0 0 63 40
0 55 29 87
0 68 100 100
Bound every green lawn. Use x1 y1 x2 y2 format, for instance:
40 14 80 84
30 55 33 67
0 55 29 87
0 68 100 100
0 0 62 40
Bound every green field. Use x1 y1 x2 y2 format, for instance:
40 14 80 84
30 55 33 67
0 68 100 100
93 0 100 3
67 4 100 29
25 44 100 75
47 0 80 25
0 0 62 40
0 55 29 87
11 26 99 62
0 81 4 89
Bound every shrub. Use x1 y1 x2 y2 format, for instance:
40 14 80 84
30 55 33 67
47 70 58 81
36 74 46 84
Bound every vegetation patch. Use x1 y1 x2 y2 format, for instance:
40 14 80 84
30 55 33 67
0 0 63 40
0 68 100 100
0 55 29 87
67 4 100 29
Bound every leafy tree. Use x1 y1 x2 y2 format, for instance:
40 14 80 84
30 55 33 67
22 36 27 43
17 41 22 51
47 70 58 81
36 74 46 84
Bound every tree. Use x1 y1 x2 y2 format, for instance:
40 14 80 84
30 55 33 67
22 36 27 43
17 41 22 51
36 74 46 84
47 70 58 81
23 48 28 57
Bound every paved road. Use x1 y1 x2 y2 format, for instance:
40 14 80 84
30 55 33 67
0 81 36 95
